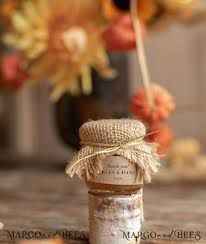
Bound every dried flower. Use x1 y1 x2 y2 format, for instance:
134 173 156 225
101 0 157 23
138 0 157 23
103 15 137 51
4 0 115 101
0 53 27 90
131 84 175 123
147 123 174 154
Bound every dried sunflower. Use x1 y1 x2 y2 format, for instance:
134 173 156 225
4 0 116 101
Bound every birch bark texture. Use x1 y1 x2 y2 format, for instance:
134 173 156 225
89 191 142 244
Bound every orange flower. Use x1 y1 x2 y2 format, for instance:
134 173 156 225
147 123 174 154
101 0 157 23
101 0 124 20
138 0 157 23
131 84 175 123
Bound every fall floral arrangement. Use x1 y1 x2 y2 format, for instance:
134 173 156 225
1 0 116 100
0 0 205 96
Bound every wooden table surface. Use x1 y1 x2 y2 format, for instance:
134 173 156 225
0 167 205 244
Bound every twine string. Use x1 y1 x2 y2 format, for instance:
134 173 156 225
67 131 159 177
130 0 154 108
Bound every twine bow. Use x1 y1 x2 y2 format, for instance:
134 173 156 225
66 131 159 182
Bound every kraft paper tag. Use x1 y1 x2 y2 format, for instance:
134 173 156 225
90 156 143 185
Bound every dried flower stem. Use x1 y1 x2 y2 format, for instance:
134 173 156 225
130 0 154 108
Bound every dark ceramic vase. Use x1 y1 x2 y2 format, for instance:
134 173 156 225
55 53 129 148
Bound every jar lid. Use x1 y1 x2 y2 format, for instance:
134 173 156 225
80 119 146 146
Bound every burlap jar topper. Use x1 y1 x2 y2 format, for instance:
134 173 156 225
66 119 160 182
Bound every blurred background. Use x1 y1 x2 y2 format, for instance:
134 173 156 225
1 24 206 163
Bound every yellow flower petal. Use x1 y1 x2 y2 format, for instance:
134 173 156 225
15 36 33 50
4 0 115 101
49 67 69 85
36 0 51 18
81 66 92 95
33 29 48 40
50 84 67 102
26 42 47 59
12 12 30 32
3 34 18 46
68 79 81 96
94 49 117 79
23 0 44 25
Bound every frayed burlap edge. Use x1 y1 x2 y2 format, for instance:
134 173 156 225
66 141 160 183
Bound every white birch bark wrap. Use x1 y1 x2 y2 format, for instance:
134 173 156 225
89 191 142 244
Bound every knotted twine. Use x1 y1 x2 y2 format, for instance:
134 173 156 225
66 119 160 183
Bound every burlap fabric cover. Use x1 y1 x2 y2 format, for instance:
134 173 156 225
66 119 160 182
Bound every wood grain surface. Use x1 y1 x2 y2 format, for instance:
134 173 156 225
0 168 205 244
